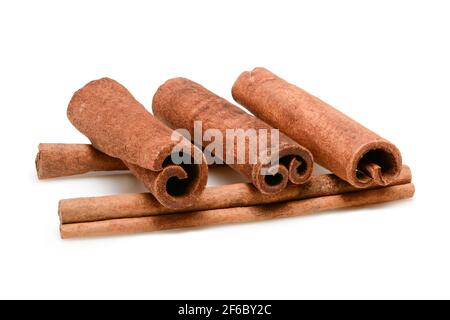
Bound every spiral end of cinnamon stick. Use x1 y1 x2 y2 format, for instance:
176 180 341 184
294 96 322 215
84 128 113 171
152 160 208 209
126 150 208 209
253 163 289 194
278 145 314 185
35 149 43 179
351 141 402 188
252 145 313 194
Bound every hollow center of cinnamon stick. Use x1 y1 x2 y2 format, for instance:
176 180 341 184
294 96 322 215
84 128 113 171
356 148 397 185
280 155 307 176
264 172 285 186
163 155 201 197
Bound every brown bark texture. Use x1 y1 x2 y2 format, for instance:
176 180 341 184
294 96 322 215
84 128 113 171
232 67 402 188
67 78 208 209
152 77 313 194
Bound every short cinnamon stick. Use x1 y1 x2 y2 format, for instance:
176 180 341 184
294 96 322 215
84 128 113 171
152 77 313 194
67 78 208 209
60 183 415 238
36 143 126 179
232 67 402 188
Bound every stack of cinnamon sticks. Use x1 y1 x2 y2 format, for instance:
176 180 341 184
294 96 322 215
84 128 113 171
36 68 414 239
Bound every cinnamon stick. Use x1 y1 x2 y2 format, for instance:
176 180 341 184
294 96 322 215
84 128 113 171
67 78 208 209
36 143 126 179
59 165 411 224
152 77 313 194
36 143 225 180
60 183 415 238
232 67 402 188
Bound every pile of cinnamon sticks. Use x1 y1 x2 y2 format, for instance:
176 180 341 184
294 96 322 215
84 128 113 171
36 68 414 239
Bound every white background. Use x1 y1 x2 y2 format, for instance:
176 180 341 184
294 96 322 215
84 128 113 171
0 0 449 299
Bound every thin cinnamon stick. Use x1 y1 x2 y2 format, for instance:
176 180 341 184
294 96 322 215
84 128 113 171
232 67 402 188
67 78 208 209
60 183 415 238
36 143 224 180
59 165 411 224
36 143 126 179
152 77 313 194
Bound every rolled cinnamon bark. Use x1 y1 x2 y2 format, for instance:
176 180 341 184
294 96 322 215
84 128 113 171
35 143 224 180
59 165 411 224
36 143 126 179
152 77 313 194
60 183 415 238
232 67 402 188
67 78 208 209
